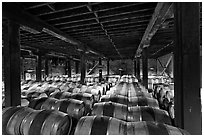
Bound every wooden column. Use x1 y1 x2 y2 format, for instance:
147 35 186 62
136 57 141 80
155 58 158 76
4 20 21 107
174 3 201 134
134 59 137 76
67 60 71 77
65 59 68 75
106 59 110 81
80 53 86 84
21 57 26 80
142 48 148 89
45 57 49 77
99 58 102 82
75 61 79 74
36 54 42 81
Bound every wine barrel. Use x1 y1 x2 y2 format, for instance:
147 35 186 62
28 97 48 110
128 97 159 108
2 106 24 135
85 86 93 94
60 92 72 99
92 102 128 121
127 121 190 135
53 99 86 119
74 116 127 135
20 109 72 135
90 89 101 101
115 82 128 96
49 91 63 99
71 93 94 109
68 87 75 93
44 87 60 96
21 98 30 106
41 98 59 110
80 85 88 93
100 95 128 106
27 92 41 99
127 106 172 125
73 88 81 93
6 107 34 135
40 110 72 135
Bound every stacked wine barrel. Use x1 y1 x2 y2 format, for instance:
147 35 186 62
2 106 72 135
74 76 189 135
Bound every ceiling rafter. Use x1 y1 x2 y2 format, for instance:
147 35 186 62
86 3 123 59
24 2 55 10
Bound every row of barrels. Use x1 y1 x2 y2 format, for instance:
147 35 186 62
3 106 73 135
106 82 151 98
73 81 189 135
100 94 159 108
152 84 175 120
44 75 120 84
29 97 90 119
74 116 189 135
92 102 171 124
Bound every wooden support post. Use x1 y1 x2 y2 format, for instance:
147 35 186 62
106 59 110 81
142 48 148 89
4 20 21 107
174 2 201 134
80 53 86 84
155 59 158 76
36 54 42 81
136 57 141 80
67 60 71 77
45 57 49 77
21 57 26 80
99 58 103 83
65 59 68 75
134 59 137 77
75 61 79 74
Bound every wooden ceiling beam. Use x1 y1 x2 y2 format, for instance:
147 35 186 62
3 3 80 45
99 9 154 22
3 3 106 58
24 2 55 10
135 2 173 58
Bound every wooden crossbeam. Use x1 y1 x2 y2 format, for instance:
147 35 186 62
157 58 172 78
160 55 172 76
135 2 173 58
